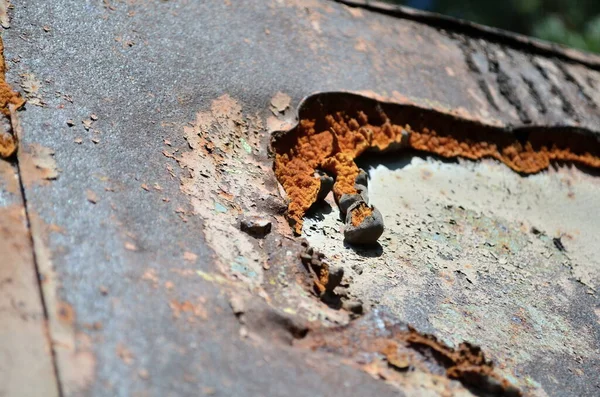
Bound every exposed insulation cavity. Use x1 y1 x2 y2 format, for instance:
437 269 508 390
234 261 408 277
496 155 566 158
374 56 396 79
350 202 373 227
273 102 600 235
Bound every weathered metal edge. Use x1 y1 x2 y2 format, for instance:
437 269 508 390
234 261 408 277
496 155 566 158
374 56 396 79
333 0 600 70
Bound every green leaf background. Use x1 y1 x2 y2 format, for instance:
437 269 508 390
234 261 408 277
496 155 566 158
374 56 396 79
383 0 600 53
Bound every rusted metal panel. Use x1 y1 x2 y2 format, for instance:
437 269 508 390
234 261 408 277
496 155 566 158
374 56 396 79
1 0 599 396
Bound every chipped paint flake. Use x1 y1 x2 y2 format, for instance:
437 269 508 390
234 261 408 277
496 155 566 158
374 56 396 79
172 95 267 286
0 0 9 29
270 91 291 115
20 73 45 107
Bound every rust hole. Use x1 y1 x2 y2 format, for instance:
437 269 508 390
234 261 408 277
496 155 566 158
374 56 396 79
271 92 600 243
270 92 600 396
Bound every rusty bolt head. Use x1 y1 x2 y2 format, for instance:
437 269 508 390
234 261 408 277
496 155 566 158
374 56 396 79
355 168 369 188
339 193 363 215
315 170 334 201
344 201 384 245
354 183 369 204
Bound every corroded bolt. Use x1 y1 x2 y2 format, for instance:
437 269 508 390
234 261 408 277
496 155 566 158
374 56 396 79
354 169 369 203
339 193 363 215
315 170 334 201
344 201 384 245
355 168 369 188
354 183 369 204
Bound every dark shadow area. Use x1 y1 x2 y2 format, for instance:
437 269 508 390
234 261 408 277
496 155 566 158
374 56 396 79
371 0 600 56
305 199 333 222
333 1 600 68
344 241 384 257
356 148 461 173
549 160 600 178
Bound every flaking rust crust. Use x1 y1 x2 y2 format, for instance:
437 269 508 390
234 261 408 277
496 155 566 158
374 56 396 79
350 201 373 227
298 309 522 396
173 94 526 396
168 93 353 326
0 37 25 159
272 92 600 240
293 235 524 396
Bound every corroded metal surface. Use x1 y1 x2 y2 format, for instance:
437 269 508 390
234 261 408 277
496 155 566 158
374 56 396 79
304 153 600 395
274 92 600 395
1 0 599 396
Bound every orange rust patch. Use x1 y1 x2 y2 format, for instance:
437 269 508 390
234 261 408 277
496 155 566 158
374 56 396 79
350 202 372 227
299 241 334 296
409 128 600 173
298 322 521 395
0 37 25 159
0 130 17 158
274 112 405 233
169 298 208 320
273 105 600 234
0 38 25 117
57 301 75 325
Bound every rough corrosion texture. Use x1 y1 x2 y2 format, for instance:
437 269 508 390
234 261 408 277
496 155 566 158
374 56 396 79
272 93 600 234
0 37 25 159
0 130 16 159
344 201 384 245
298 309 522 396
409 128 600 173
350 201 372 227
274 111 406 233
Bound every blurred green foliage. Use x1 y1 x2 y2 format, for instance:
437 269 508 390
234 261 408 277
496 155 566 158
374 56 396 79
383 0 600 53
